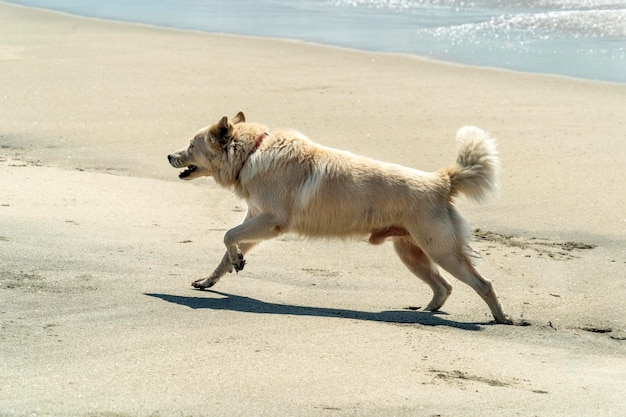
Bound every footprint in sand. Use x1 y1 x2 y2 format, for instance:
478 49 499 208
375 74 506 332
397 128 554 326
472 229 596 261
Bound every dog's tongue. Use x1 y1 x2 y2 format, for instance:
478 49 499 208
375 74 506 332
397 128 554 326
179 165 197 179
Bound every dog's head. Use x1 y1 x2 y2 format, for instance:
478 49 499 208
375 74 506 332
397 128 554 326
168 111 246 180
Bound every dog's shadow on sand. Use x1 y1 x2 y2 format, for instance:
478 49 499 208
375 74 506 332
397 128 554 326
145 290 485 331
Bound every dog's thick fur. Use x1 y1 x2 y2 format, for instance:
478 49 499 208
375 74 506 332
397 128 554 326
168 112 511 324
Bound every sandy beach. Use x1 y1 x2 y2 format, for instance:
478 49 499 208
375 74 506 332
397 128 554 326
1 2 625 416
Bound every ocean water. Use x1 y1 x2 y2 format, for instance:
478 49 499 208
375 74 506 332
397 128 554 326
8 0 626 83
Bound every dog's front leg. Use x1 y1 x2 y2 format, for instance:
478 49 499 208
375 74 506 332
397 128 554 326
192 241 259 289
223 212 284 272
192 208 262 289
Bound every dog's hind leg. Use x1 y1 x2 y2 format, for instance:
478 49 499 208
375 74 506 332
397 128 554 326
417 232 510 324
392 237 452 311
435 251 510 324
408 205 510 324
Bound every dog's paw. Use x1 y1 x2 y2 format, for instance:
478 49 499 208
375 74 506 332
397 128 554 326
493 315 514 325
232 253 246 273
192 276 218 290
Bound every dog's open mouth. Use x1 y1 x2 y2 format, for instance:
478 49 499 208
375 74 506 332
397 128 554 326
179 165 198 179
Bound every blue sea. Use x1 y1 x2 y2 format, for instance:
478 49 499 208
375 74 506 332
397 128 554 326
8 0 626 83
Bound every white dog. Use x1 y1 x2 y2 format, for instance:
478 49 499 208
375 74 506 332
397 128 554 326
168 112 511 324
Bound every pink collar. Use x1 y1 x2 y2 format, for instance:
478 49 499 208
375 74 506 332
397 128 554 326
236 132 268 181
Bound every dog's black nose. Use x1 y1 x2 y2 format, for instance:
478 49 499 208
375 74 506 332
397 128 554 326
167 154 173 162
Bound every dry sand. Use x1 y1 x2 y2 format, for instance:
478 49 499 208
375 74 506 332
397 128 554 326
1 2 625 416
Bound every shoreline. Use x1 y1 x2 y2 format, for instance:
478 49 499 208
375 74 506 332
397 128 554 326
3 0 625 86
1 2 625 416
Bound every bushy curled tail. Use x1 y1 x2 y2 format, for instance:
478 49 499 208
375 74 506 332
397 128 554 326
443 126 500 202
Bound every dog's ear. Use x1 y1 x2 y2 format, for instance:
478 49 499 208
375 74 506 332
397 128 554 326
232 111 245 124
216 116 233 146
